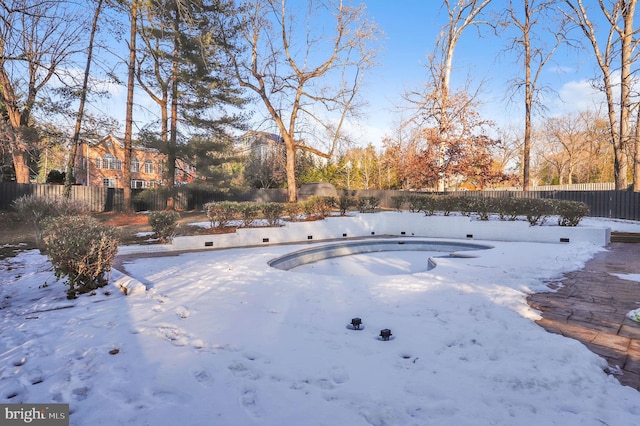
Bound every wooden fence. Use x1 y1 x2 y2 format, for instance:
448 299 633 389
1 183 639 221
0 183 288 212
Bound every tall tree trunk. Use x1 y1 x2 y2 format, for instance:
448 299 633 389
617 0 636 190
123 0 138 212
635 107 640 191
523 1 532 191
166 8 180 211
284 136 297 202
64 0 104 198
0 70 30 183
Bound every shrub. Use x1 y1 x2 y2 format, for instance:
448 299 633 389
148 211 180 242
338 195 356 215
390 195 407 211
284 202 302 221
204 201 239 229
12 195 90 249
555 200 589 226
262 203 284 226
494 197 526 221
357 196 379 213
42 215 119 299
469 197 493 221
304 196 336 219
446 196 475 216
238 202 261 227
437 196 459 216
406 195 424 213
524 198 555 226
419 195 439 216
319 196 337 217
302 198 318 218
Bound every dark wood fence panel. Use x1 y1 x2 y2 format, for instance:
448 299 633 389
447 190 640 220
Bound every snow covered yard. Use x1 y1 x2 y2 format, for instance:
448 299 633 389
1 216 640 425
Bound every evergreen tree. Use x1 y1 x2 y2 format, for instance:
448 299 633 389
137 0 247 201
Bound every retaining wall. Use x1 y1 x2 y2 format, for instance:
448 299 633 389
117 212 611 256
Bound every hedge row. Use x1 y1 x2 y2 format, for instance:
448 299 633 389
202 196 381 228
201 195 589 227
390 195 589 226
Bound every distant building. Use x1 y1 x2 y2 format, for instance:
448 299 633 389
73 135 195 189
237 130 327 166
237 130 284 161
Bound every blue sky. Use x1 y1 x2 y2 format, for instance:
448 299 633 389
92 1 608 147
349 0 607 144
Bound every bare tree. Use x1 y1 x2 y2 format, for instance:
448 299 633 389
438 0 493 98
540 113 586 184
0 0 83 183
533 109 614 184
502 0 567 190
493 126 524 178
564 0 638 190
64 0 105 197
227 0 382 202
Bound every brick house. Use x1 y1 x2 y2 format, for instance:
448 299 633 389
73 135 195 188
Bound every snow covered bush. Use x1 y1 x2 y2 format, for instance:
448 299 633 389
42 215 119 299
12 195 90 249
148 211 180 242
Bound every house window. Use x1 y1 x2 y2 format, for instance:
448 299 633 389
157 162 164 174
95 158 102 169
131 179 144 189
115 160 122 171
103 178 116 188
131 158 140 173
144 160 154 174
103 154 116 170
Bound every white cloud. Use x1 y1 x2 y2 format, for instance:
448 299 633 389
554 78 607 114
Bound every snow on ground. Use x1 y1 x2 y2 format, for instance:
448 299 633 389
1 218 640 425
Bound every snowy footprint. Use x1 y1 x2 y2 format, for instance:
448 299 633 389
227 361 262 381
192 368 214 387
239 385 261 419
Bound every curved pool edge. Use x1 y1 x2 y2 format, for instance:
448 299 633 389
268 238 493 271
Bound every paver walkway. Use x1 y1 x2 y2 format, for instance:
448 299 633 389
527 242 640 391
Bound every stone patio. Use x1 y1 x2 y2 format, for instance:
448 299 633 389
528 241 640 391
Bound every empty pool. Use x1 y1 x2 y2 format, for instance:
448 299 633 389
268 239 492 275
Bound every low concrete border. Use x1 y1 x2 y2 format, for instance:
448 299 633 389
117 212 611 256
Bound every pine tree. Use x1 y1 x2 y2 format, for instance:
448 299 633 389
136 0 247 206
